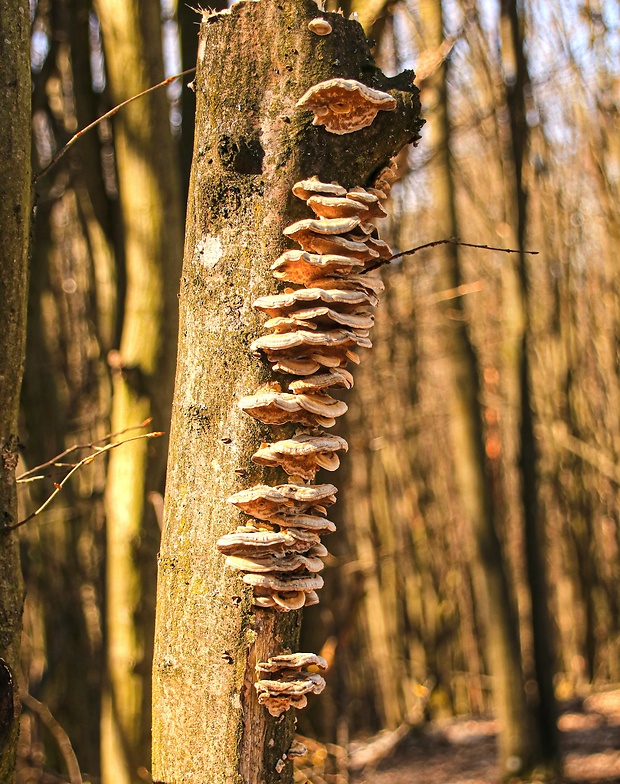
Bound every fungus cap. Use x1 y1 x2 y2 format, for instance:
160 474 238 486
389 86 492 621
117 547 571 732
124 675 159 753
311 273 385 298
271 250 364 286
250 329 366 354
309 542 329 557
292 178 347 201
264 308 374 332
243 571 324 592
254 287 376 315
306 195 369 219
225 552 325 574
368 186 388 200
255 673 326 696
228 483 337 520
253 595 277 608
296 78 396 134
308 17 332 34
284 227 379 258
284 216 360 238
256 693 308 717
238 388 347 427
252 433 348 480
288 368 354 393
216 530 291 556
304 589 320 606
269 513 336 534
357 235 392 259
257 652 329 672
273 357 322 376
272 590 307 611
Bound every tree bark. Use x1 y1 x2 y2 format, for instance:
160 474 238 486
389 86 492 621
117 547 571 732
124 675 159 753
94 1 185 781
0 1 30 780
151 2 421 782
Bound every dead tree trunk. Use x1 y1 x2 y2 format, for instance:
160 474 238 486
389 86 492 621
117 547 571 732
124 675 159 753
151 2 421 782
0 2 30 781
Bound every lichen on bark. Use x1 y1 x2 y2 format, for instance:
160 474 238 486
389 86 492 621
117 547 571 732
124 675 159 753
151 2 421 782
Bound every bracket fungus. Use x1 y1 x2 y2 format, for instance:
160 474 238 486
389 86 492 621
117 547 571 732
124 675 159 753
257 652 329 672
296 78 397 134
292 177 347 201
238 386 348 428
308 17 332 35
218 165 399 711
306 195 370 220
284 220 380 259
252 432 348 480
228 482 338 520
271 250 365 286
254 287 376 314
287 368 354 393
254 654 328 716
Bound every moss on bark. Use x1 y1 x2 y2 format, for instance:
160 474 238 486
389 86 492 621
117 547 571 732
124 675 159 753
151 2 421 782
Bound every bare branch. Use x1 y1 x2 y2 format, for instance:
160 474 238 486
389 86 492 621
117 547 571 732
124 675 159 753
33 68 196 184
8 430 163 532
546 422 620 486
20 691 83 784
362 237 539 274
17 418 154 481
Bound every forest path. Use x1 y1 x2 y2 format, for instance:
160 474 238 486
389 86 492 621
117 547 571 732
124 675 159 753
364 689 620 784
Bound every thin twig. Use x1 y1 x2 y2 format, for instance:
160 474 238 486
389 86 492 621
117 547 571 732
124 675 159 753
548 422 620 485
7 431 163 532
362 237 539 274
20 691 83 784
18 418 153 481
421 280 484 305
33 67 196 183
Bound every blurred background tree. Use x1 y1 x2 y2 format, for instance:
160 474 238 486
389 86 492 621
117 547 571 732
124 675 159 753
15 0 620 781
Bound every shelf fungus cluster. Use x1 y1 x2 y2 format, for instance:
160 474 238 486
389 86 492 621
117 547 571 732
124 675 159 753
255 653 328 717
216 164 396 715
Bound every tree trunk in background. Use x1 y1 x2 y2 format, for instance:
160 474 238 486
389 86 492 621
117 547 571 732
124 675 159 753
94 1 185 781
19 1 115 770
151 2 421 781
0 2 30 781
419 0 537 777
500 0 560 767
179 0 228 201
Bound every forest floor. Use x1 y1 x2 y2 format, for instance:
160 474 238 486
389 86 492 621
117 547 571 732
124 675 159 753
360 689 620 784
297 688 620 784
